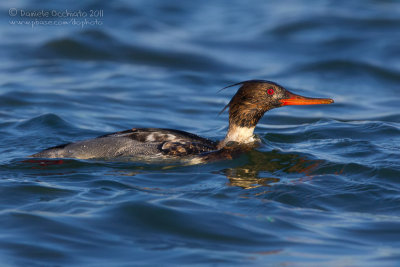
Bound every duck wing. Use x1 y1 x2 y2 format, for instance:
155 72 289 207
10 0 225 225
101 128 218 156
31 128 217 159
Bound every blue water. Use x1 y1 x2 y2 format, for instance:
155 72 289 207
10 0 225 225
1 0 400 265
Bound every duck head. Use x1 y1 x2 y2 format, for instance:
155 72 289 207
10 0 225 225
219 80 334 148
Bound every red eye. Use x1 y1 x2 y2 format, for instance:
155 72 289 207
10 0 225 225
267 88 274 95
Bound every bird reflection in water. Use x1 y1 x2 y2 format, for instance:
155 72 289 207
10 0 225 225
221 149 322 189
23 143 323 191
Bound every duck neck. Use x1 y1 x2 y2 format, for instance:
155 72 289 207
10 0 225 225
218 124 256 149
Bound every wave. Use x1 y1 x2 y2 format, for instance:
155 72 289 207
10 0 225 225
38 30 240 72
292 60 400 83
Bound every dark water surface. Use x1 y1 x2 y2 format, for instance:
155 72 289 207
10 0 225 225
1 0 400 265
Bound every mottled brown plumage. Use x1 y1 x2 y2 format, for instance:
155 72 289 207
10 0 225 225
223 81 288 128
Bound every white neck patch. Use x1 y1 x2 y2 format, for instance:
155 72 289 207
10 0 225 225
219 125 256 148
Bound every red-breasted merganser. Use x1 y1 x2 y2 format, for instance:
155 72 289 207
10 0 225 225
30 80 333 161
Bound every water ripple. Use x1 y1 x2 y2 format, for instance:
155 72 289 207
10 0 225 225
1 0 400 265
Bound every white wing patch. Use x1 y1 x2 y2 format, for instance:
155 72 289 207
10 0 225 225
145 133 181 142
146 133 156 142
